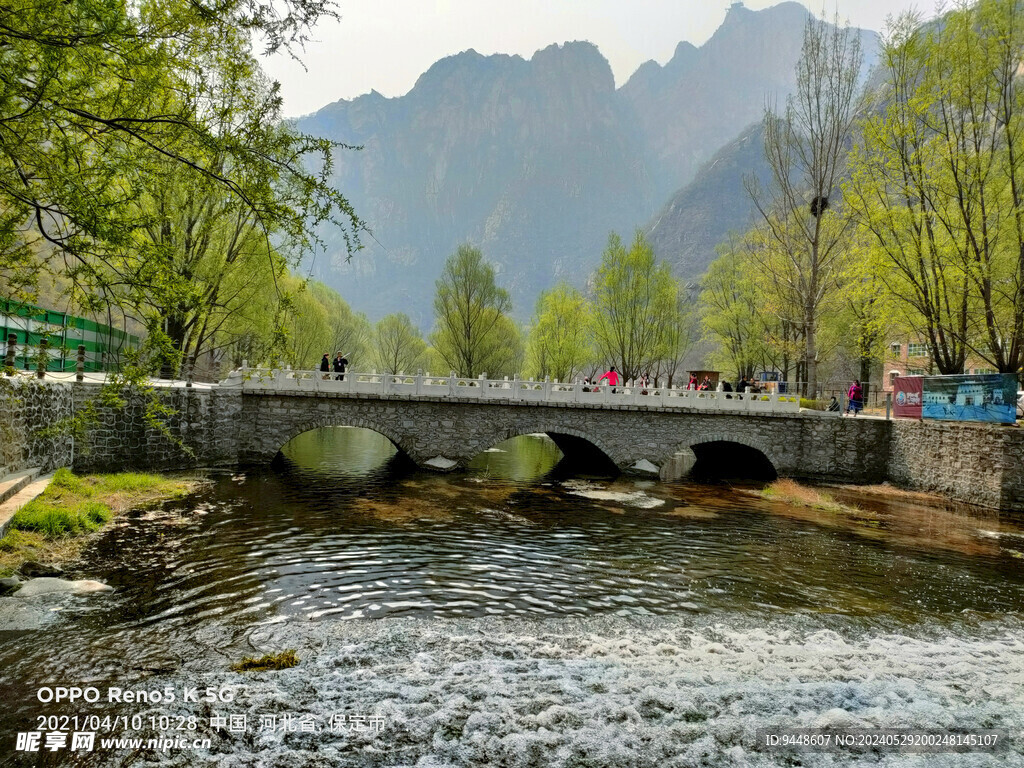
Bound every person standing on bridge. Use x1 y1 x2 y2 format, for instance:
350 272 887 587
597 366 619 393
320 353 330 380
333 352 348 381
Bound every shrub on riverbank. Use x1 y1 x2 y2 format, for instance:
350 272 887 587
0 469 198 576
760 478 847 513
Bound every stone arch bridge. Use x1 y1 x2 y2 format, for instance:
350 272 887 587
234 373 889 482
12 371 1022 509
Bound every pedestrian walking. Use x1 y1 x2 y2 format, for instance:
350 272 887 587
320 353 330 380
846 379 863 416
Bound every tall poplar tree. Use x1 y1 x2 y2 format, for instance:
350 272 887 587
746 12 863 395
591 231 678 382
430 245 520 377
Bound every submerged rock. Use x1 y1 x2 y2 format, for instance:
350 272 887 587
424 456 458 470
19 561 63 578
15 578 114 598
0 598 55 630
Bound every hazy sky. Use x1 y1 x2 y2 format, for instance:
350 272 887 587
261 0 948 118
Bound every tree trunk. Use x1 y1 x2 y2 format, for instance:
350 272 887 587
859 355 872 409
804 308 816 398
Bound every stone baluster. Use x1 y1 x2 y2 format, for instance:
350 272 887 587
449 370 457 397
185 355 195 388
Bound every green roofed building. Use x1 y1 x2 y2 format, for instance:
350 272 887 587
1 298 140 372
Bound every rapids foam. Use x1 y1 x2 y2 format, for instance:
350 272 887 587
121 614 1024 767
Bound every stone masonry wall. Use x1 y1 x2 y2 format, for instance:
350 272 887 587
889 420 1024 510
69 384 242 472
0 378 74 475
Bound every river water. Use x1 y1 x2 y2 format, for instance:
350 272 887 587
1 427 1023 766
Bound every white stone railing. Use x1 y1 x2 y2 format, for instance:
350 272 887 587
220 368 802 414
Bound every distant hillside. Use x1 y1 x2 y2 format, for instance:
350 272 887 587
299 2 874 324
302 41 649 326
645 123 770 280
619 1 808 207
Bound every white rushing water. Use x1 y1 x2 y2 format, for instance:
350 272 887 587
129 615 1023 767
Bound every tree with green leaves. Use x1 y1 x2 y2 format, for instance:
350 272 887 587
700 237 771 381
591 231 679 381
430 244 519 376
373 314 428 374
308 281 371 368
0 0 363 376
525 283 593 381
849 1 1024 375
746 11 863 395
652 292 698 387
845 12 973 374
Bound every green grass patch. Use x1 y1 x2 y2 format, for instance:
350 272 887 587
10 499 111 537
231 650 299 672
0 469 199 576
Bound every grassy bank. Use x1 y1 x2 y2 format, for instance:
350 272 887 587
0 468 198 577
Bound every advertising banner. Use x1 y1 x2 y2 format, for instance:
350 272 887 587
893 376 923 419
922 373 1018 424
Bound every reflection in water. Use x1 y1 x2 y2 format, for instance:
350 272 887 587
1 426 1024 761
277 425 404 477
467 433 564 481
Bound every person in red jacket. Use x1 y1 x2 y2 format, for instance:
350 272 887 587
847 379 863 416
598 366 619 393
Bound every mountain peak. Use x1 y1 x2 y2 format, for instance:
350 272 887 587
530 40 614 91
711 1 810 41
412 48 526 93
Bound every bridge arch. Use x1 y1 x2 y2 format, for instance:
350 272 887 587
473 423 620 472
273 417 415 463
679 434 780 482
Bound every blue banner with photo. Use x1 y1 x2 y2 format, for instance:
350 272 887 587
922 373 1019 424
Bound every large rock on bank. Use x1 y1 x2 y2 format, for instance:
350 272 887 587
15 578 114 597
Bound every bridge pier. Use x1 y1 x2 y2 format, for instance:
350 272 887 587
657 449 697 482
